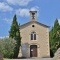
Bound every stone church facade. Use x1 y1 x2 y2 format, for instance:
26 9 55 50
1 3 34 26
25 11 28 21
18 11 50 58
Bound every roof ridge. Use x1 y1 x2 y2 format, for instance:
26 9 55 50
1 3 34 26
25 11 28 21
20 21 50 29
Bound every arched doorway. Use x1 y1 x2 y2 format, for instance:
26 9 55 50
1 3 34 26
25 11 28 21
30 45 37 57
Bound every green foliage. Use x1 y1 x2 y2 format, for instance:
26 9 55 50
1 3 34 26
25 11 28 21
50 19 60 56
0 38 16 58
9 14 21 58
9 15 18 38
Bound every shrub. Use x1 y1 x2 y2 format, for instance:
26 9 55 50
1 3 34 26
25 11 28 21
0 38 16 58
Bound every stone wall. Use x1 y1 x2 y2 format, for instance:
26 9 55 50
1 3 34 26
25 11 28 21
53 48 60 60
20 22 50 57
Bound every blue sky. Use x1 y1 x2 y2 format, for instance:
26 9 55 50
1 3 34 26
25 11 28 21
0 0 60 38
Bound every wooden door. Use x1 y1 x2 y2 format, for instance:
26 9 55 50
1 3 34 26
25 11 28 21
30 45 37 57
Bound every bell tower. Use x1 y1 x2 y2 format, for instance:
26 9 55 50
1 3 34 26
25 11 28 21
29 11 37 21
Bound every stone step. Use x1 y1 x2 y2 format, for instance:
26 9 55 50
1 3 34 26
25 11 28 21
4 58 52 60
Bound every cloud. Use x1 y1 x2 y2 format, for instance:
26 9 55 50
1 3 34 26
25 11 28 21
16 8 29 17
16 6 39 17
30 6 39 11
0 2 13 12
3 18 13 24
58 19 60 25
0 36 9 39
6 0 33 6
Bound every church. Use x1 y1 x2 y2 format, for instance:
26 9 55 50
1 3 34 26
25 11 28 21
18 11 50 58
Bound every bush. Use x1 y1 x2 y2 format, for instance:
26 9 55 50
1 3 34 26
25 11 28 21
0 38 16 58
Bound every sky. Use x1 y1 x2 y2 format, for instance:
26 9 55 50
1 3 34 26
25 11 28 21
0 0 60 38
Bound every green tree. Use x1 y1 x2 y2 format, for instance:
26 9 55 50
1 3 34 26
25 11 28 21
9 15 21 58
0 38 16 58
50 19 60 56
9 15 18 38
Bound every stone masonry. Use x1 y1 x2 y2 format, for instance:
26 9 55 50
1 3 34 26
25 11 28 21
53 48 60 60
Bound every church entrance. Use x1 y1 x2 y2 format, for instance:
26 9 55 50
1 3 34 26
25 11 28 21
30 45 37 57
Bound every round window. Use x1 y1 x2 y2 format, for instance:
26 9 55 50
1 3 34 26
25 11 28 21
32 25 35 27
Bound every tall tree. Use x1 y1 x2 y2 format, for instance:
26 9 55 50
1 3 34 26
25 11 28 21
50 19 60 56
9 15 18 38
9 15 21 58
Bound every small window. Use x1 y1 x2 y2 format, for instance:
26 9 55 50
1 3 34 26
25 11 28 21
31 32 36 40
34 34 36 40
31 34 33 40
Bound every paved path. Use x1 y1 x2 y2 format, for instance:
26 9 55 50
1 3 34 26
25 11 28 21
4 58 53 60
